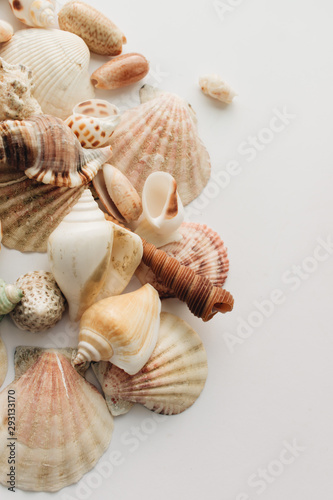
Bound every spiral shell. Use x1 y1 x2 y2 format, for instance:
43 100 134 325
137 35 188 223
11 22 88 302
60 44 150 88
0 278 23 320
0 20 13 43
8 0 56 28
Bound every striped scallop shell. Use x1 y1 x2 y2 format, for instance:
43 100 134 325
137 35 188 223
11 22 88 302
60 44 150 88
0 351 113 492
136 222 229 298
109 85 211 205
0 29 95 119
99 312 208 415
0 337 7 388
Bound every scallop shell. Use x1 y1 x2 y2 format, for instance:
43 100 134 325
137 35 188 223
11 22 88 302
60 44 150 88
0 20 13 43
74 284 161 375
0 29 95 119
0 278 23 320
199 74 237 104
135 172 184 247
99 312 208 415
0 350 114 492
109 85 211 205
10 271 66 332
141 239 234 321
0 57 42 120
58 1 126 56
136 222 229 298
8 0 56 28
0 337 8 388
93 164 143 223
65 99 120 149
0 115 112 187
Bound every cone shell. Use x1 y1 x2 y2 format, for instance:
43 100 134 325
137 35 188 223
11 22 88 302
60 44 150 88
0 351 113 492
0 29 95 119
0 20 13 43
109 85 211 205
65 99 120 149
199 74 237 104
0 278 23 318
93 164 143 223
10 271 66 332
91 53 149 90
8 0 56 28
141 239 234 321
58 1 126 56
99 312 208 415
136 222 229 298
0 115 112 187
0 337 7 388
74 284 161 375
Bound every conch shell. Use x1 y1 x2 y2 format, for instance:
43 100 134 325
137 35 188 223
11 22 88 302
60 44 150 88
0 337 7 388
0 350 114 492
0 20 13 43
65 99 120 149
74 284 161 375
0 278 23 320
8 0 56 28
0 115 112 187
141 239 234 321
135 172 184 247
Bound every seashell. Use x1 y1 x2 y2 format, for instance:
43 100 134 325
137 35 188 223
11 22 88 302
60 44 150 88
0 174 85 253
93 164 143 223
58 0 126 56
0 29 95 120
98 312 208 415
199 74 237 104
110 85 211 205
0 57 42 121
135 172 184 247
0 20 14 43
0 115 112 187
8 0 56 28
0 337 8 388
0 350 114 492
91 53 149 90
65 99 120 149
10 271 65 332
142 239 234 321
74 284 161 375
0 278 23 320
136 222 229 298
0 221 2 250
48 189 114 322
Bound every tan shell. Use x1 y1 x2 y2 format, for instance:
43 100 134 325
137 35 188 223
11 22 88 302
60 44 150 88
110 85 211 205
0 351 114 492
91 53 149 90
0 20 14 43
98 312 208 415
0 337 7 388
0 115 112 188
8 0 56 28
58 0 126 56
136 222 229 297
199 74 237 104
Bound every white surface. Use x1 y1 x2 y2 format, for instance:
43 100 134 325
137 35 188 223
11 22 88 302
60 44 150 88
0 0 332 499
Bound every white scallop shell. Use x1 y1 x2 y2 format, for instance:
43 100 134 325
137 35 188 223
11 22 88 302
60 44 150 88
0 337 7 389
9 0 56 28
0 29 95 119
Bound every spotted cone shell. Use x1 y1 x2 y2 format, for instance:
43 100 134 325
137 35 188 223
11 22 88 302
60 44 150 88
109 85 211 205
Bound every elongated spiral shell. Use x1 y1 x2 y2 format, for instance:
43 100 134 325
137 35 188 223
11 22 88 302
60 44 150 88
141 240 234 321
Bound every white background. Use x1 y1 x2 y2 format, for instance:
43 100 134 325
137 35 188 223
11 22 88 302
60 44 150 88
0 0 333 499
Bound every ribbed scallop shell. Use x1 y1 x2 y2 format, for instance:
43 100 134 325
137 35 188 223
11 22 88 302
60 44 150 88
0 174 85 253
100 312 208 415
0 351 114 492
0 337 7 388
0 29 95 119
109 85 211 205
9 0 56 28
136 222 229 298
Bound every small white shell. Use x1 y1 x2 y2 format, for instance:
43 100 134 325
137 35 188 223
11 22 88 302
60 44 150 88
135 172 184 247
0 20 14 43
8 0 56 28
65 99 120 149
199 74 237 104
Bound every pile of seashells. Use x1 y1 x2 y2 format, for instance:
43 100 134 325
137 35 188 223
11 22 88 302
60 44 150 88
0 0 236 493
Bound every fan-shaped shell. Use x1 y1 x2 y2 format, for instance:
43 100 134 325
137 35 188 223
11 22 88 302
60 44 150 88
0 337 7 388
0 29 95 119
9 0 56 28
99 312 208 415
109 85 211 205
0 351 114 492
136 222 229 298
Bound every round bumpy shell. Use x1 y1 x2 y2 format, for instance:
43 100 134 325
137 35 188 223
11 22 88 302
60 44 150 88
10 271 66 332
